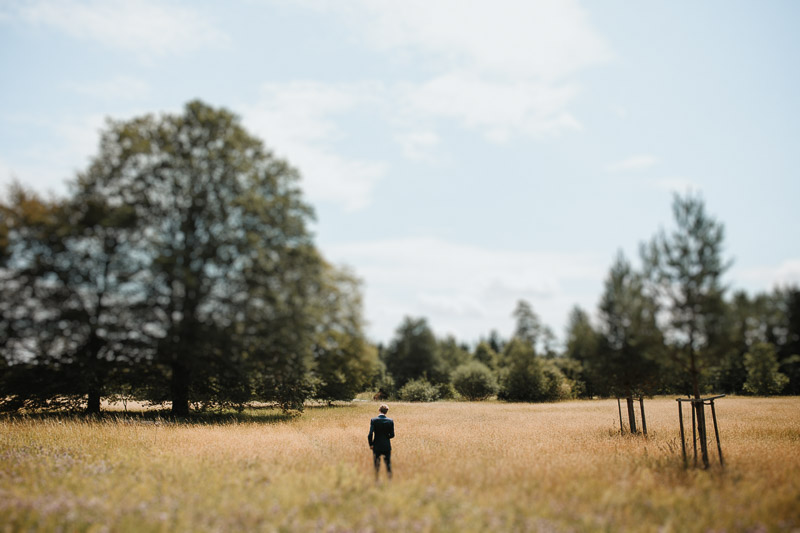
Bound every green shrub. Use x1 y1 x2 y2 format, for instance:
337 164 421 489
398 378 439 402
743 342 789 395
452 362 498 400
436 382 458 400
497 338 566 402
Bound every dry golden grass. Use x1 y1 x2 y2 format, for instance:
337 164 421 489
1 397 798 532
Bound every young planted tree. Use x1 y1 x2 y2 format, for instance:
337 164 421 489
641 193 731 399
595 252 663 431
642 193 731 465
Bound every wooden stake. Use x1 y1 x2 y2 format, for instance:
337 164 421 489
696 401 710 469
711 400 724 467
678 400 687 467
639 397 648 436
691 399 697 467
626 397 638 434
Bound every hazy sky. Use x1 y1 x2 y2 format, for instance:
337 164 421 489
1 0 798 344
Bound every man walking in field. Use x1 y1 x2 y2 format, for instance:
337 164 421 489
368 403 394 481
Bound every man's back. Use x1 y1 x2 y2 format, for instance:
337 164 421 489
368 414 394 452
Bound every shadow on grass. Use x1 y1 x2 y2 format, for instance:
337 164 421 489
0 401 359 426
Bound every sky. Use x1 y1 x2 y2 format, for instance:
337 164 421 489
1 0 799 345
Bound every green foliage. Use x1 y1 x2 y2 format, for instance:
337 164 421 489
513 300 542 350
593 252 663 397
384 317 446 387
438 336 470 377
311 265 378 403
435 382 458 400
552 358 586 399
0 101 379 415
497 338 565 402
473 341 499 370
563 306 598 397
743 342 789 395
642 193 731 398
776 287 800 394
452 361 498 400
0 184 148 413
77 100 322 414
398 378 439 402
368 362 397 400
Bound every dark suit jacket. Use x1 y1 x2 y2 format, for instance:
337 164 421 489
368 414 394 453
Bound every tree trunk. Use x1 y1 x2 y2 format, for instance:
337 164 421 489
86 387 101 414
171 359 190 417
626 396 637 433
694 400 710 468
689 345 701 399
85 332 103 415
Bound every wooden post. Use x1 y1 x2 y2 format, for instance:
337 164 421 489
695 401 710 469
639 397 648 436
617 398 625 434
691 399 697 467
626 397 637 434
677 395 725 469
678 400 687 467
711 400 724 467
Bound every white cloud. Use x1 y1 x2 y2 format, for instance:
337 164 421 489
737 259 800 288
331 0 610 81
241 82 387 212
291 0 609 143
18 0 228 58
395 130 440 161
400 73 583 142
63 76 151 101
0 112 109 195
324 237 605 342
607 155 659 173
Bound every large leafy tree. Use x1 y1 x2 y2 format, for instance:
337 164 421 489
77 101 319 415
641 193 731 399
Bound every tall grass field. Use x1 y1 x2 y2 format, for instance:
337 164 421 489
1 397 798 532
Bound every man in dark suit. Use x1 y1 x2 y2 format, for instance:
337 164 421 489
368 403 394 480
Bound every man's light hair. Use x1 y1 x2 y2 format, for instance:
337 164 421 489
379 404 389 414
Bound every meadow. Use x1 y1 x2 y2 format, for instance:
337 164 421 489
1 397 798 532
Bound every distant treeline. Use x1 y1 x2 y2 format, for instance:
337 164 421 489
1 101 797 415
